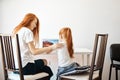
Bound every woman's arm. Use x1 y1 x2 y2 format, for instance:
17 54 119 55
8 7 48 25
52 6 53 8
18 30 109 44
28 41 63 55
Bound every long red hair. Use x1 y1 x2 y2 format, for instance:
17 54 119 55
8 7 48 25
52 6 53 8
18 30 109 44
12 13 40 45
59 27 74 58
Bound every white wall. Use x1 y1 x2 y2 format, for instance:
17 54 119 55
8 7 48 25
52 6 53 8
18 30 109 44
0 0 120 80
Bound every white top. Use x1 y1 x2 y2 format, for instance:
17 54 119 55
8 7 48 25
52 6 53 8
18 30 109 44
14 27 35 68
57 42 73 67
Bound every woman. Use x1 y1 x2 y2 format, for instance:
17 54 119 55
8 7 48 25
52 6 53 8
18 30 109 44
12 13 63 79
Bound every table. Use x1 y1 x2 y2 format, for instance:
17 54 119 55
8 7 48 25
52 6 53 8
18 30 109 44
34 48 92 80
74 48 93 66
34 48 92 66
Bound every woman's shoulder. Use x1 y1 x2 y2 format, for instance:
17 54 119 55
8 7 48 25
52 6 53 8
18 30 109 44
19 27 32 34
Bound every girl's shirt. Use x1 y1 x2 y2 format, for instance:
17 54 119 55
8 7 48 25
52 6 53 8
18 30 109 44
57 41 73 67
17 27 34 68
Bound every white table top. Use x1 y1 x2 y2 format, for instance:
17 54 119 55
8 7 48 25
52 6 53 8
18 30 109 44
74 48 92 54
36 48 93 55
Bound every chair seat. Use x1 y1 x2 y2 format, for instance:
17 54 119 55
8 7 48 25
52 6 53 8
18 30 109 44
60 71 99 80
8 72 49 80
113 64 120 69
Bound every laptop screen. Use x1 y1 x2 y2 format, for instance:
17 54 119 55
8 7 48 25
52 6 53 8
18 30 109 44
42 39 59 47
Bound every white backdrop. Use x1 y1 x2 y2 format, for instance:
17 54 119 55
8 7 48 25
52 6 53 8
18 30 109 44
0 0 120 80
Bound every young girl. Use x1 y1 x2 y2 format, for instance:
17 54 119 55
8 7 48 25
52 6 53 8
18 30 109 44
12 13 63 80
56 27 80 80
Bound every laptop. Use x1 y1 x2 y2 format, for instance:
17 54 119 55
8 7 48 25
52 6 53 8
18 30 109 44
42 39 59 47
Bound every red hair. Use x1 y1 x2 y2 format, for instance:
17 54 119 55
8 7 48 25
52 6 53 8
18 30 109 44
59 27 74 58
12 13 40 45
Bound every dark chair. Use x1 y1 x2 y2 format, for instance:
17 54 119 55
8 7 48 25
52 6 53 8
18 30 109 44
60 34 108 80
0 34 49 80
109 44 120 80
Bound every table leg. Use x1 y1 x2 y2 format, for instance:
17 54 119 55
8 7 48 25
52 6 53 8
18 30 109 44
87 54 90 65
82 54 84 66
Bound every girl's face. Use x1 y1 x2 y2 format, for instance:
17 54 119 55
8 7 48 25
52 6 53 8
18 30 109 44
30 18 37 30
59 34 65 42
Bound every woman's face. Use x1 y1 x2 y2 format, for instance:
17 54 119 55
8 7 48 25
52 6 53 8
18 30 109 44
30 18 37 30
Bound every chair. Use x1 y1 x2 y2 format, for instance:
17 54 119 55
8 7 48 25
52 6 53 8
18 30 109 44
109 44 120 80
60 34 108 80
0 34 49 80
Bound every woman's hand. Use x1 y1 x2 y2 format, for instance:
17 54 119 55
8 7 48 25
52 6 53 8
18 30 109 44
51 43 64 50
46 47 53 53
46 43 64 54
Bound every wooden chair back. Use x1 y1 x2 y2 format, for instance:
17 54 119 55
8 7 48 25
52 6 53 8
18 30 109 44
0 34 24 80
89 34 108 80
0 34 49 80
